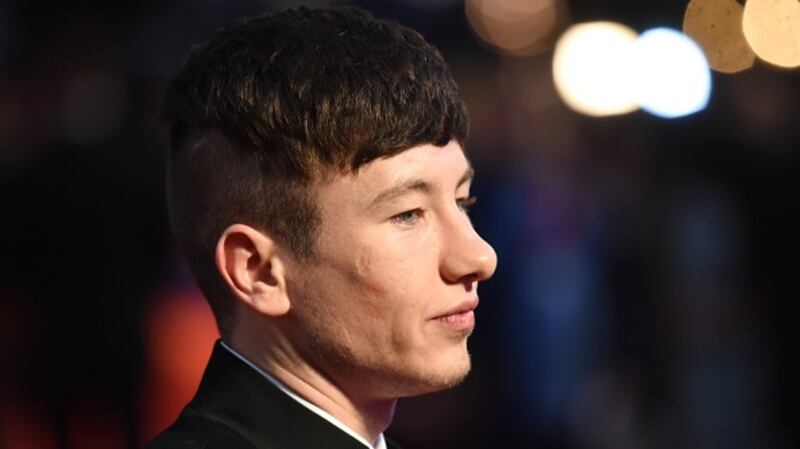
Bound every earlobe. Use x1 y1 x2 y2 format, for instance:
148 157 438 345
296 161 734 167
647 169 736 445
215 224 291 317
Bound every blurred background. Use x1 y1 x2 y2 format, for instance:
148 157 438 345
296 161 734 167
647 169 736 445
0 0 796 448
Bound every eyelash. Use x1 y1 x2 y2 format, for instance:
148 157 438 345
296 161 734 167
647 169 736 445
390 196 477 226
458 195 477 214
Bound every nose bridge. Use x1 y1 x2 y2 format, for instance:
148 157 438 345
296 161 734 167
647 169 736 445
440 210 498 282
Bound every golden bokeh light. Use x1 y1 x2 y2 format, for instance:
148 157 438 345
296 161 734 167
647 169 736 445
742 0 800 68
552 22 640 116
465 0 570 56
683 0 755 73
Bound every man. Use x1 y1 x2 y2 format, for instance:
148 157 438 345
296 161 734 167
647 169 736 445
149 6 497 449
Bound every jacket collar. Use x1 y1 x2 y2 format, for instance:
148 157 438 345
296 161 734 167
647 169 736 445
188 340 379 449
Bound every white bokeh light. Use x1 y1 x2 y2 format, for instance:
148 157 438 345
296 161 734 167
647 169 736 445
632 28 712 118
552 22 639 116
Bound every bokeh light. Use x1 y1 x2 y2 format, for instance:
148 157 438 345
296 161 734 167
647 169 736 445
466 0 569 56
632 28 712 118
682 0 755 73
141 290 219 443
552 22 639 117
742 0 800 68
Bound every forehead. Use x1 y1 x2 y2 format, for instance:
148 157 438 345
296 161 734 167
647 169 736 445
317 140 470 208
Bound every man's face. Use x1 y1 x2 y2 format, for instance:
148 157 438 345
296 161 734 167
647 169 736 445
283 140 497 400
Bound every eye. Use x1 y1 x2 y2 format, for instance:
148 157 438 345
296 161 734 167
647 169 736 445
457 196 477 214
391 208 424 226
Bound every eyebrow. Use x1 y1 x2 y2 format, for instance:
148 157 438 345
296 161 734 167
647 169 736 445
366 166 475 210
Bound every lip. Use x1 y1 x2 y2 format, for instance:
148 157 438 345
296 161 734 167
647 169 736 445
432 298 479 320
431 298 479 332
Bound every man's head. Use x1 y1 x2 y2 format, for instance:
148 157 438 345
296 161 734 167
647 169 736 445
163 6 496 397
162 7 468 335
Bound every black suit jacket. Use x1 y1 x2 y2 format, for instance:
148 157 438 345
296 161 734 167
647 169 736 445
148 341 402 449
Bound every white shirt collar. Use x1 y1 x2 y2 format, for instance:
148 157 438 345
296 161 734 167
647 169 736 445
220 341 388 449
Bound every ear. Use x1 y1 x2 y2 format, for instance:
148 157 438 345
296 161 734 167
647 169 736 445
215 224 291 317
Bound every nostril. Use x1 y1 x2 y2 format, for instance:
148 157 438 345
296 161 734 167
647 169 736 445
460 273 483 290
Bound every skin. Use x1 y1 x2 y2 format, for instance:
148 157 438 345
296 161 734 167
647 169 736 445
218 140 497 445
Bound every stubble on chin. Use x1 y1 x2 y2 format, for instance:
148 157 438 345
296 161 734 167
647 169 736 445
423 350 472 392
308 336 474 400
383 345 473 398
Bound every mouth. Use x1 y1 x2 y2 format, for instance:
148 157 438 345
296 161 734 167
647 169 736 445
431 298 478 332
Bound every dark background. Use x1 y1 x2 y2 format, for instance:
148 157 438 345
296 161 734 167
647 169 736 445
1 1 796 448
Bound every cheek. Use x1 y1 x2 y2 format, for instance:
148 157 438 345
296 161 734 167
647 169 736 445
343 248 423 320
349 250 389 299
322 226 442 323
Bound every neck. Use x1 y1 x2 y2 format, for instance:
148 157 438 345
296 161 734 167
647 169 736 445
227 332 396 446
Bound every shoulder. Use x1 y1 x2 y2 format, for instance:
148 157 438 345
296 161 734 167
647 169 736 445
148 341 377 449
147 407 259 449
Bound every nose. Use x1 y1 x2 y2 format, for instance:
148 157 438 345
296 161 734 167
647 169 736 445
440 215 498 285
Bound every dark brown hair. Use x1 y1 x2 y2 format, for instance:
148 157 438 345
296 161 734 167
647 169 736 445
161 6 468 336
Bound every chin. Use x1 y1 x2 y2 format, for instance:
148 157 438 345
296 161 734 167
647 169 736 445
399 348 472 397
